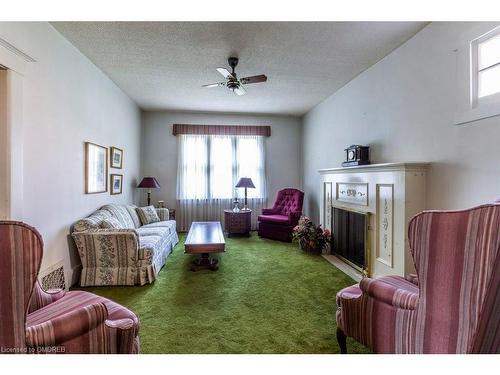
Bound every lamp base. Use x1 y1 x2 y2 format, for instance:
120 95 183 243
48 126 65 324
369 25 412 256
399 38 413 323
241 206 251 211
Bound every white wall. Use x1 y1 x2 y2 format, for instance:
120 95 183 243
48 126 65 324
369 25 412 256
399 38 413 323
0 23 142 285
141 111 302 211
302 22 500 222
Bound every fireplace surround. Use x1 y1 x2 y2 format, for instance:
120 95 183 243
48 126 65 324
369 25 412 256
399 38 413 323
318 162 429 279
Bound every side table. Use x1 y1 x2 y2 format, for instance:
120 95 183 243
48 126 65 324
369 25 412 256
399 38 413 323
168 209 176 220
224 209 251 237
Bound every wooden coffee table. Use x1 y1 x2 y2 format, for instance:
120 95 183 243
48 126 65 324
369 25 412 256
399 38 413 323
184 221 225 271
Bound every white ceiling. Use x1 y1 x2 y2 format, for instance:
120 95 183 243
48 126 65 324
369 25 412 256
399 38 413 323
52 22 427 116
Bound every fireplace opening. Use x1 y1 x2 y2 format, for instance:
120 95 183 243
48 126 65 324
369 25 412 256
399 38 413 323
331 206 368 274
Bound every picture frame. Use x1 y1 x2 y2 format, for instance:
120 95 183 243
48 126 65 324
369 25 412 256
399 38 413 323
85 142 108 194
110 174 123 195
110 146 123 169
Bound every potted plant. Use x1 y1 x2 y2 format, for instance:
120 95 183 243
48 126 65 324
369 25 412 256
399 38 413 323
292 216 331 254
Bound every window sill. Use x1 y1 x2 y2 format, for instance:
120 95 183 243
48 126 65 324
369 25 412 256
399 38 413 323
454 100 500 126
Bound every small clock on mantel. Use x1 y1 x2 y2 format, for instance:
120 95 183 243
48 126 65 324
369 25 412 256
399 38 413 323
342 145 370 167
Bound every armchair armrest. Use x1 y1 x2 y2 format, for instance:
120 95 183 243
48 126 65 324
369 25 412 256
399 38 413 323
360 277 418 310
26 302 108 347
28 281 66 313
405 273 419 286
155 207 170 221
72 229 140 269
288 211 302 225
261 208 278 215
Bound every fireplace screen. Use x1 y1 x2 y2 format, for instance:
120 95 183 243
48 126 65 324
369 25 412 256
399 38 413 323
331 206 367 272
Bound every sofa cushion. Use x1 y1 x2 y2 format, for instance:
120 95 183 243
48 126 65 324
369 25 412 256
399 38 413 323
258 214 290 224
138 235 162 257
141 220 176 234
136 206 160 225
100 217 124 229
73 210 112 232
136 227 170 237
101 204 136 229
126 205 142 228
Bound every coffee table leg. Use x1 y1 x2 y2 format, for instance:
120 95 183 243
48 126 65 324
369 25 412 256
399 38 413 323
191 253 219 271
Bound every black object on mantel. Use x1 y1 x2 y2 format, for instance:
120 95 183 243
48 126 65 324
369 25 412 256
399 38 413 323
342 145 370 167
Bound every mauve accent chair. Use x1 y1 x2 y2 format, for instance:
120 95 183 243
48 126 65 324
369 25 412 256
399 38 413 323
258 188 304 242
335 203 500 353
0 221 140 354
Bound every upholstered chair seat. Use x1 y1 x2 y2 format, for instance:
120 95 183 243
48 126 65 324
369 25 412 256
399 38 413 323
257 214 292 224
258 188 304 242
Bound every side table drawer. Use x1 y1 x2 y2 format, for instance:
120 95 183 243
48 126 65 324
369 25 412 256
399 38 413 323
224 210 251 236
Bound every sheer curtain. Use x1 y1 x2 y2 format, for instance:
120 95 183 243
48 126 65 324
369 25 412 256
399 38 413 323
176 134 267 231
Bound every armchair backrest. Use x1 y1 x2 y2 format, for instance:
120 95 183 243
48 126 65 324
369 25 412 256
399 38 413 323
0 221 43 350
408 204 500 353
271 188 304 215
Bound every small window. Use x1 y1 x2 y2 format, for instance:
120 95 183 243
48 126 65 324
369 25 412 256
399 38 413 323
471 28 500 105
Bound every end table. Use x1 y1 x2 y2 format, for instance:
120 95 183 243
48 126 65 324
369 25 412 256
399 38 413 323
224 209 251 237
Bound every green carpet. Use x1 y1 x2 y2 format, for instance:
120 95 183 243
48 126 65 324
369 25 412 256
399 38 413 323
80 232 370 354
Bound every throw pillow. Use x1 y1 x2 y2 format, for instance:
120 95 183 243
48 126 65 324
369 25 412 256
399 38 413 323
136 205 160 226
100 217 124 229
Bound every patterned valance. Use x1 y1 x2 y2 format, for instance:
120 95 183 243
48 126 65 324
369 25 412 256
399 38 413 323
172 124 271 137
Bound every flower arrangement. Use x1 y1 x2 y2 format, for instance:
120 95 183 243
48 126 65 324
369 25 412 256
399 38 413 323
292 216 331 254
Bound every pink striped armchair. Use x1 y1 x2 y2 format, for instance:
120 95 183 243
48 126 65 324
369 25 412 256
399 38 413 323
336 203 500 354
0 221 140 354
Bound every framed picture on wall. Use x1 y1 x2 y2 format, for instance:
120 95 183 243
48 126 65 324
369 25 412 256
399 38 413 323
110 146 123 169
85 142 108 194
110 174 123 195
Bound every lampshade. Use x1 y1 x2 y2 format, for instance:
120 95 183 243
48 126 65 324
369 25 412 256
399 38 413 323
235 177 255 189
137 177 161 189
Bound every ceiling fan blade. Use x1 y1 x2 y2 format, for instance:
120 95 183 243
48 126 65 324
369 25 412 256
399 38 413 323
233 85 246 96
240 74 267 85
202 82 225 88
216 67 235 79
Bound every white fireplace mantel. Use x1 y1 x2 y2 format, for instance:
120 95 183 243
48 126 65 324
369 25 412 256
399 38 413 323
318 162 429 279
319 162 430 174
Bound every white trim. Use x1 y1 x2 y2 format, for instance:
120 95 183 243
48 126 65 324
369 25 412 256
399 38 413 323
318 162 430 174
0 37 36 63
454 100 500 125
0 36 36 75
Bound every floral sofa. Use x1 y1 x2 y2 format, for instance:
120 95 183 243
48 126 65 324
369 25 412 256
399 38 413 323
72 204 178 287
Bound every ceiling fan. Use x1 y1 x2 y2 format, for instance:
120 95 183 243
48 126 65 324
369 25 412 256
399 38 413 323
202 57 267 96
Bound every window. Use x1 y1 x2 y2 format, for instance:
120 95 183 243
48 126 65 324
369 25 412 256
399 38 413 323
471 28 500 105
177 134 266 200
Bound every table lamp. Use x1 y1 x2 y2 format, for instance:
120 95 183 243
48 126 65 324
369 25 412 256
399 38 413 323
138 177 161 206
235 177 255 211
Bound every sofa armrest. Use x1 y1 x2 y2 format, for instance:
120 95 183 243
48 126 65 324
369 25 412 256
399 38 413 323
72 229 140 268
359 277 418 310
26 302 108 347
28 281 66 313
262 208 278 215
155 208 170 221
